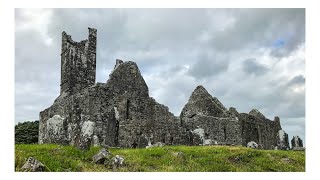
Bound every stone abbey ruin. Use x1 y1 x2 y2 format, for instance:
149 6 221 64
39 28 304 150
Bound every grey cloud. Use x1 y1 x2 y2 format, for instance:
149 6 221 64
15 30 60 123
242 58 269 76
210 9 305 58
47 9 214 52
275 95 305 118
43 9 224 82
146 72 198 115
187 53 229 79
212 61 305 120
15 80 59 122
287 74 305 86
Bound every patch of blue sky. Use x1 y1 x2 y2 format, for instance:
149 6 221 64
273 38 285 48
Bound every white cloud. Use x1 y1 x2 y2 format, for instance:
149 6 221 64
15 8 54 46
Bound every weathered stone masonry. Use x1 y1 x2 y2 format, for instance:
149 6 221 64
39 28 299 150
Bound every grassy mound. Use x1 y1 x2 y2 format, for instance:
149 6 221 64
15 144 305 172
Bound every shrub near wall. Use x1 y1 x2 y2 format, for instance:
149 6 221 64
15 121 39 144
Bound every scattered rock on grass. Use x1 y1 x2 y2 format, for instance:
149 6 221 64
21 157 45 172
281 157 291 164
92 148 111 164
111 155 125 169
247 141 259 149
203 139 212 146
146 142 165 148
203 139 218 146
292 147 305 151
172 151 185 158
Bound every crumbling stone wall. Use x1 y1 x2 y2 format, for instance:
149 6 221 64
39 28 292 150
60 28 96 94
39 84 118 149
277 129 290 150
179 86 242 145
291 136 304 150
237 113 282 149
40 54 184 149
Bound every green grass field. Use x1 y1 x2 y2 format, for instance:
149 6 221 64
15 144 305 172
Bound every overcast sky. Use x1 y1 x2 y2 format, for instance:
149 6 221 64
15 8 305 143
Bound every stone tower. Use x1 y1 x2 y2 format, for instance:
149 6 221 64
60 28 97 94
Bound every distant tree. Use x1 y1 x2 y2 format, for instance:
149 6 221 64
15 121 39 144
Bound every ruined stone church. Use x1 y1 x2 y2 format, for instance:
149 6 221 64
39 28 295 150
